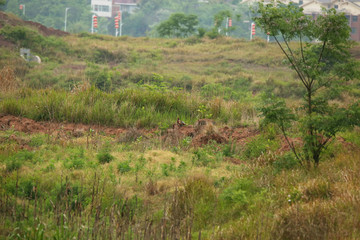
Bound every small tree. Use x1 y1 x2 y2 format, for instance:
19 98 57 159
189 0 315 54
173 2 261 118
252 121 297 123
254 2 360 167
157 13 198 38
208 10 239 37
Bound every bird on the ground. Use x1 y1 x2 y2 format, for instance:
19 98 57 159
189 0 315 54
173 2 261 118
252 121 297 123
177 118 186 127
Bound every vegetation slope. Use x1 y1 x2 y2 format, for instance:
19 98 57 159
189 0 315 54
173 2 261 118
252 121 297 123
0 12 360 240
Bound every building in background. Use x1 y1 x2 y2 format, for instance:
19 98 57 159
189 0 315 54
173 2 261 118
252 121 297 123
91 0 138 18
113 0 138 15
301 0 360 41
91 0 113 17
240 0 360 41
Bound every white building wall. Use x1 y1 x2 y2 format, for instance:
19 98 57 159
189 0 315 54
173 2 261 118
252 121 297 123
91 0 112 17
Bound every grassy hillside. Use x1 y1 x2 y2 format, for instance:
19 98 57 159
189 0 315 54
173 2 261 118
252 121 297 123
0 14 360 239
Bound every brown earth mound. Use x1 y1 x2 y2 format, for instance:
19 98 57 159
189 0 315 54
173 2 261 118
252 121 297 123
0 11 68 39
163 118 259 147
1 115 357 153
0 115 259 147
0 114 126 138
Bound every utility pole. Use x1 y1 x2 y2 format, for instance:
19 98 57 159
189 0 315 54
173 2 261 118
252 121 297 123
225 17 229 36
118 11 123 37
64 8 70 32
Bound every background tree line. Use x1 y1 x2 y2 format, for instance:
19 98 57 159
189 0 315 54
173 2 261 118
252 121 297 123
2 0 256 38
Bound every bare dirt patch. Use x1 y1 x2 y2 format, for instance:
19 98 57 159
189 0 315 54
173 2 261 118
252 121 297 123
0 12 68 48
0 115 260 148
0 114 127 138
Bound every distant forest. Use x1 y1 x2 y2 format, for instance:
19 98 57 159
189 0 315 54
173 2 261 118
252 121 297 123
3 0 258 38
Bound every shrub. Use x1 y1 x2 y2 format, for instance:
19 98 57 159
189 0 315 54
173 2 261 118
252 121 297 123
6 150 34 172
117 161 132 174
92 48 126 64
6 157 22 172
97 152 114 164
184 36 202 45
302 179 333 201
206 28 221 39
198 27 206 38
0 25 68 57
29 135 45 147
97 141 115 164
192 149 213 167
243 135 279 160
63 147 85 169
273 152 298 173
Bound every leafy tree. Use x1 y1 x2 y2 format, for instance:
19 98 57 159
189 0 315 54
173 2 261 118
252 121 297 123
0 0 6 6
214 10 231 29
5 0 91 32
255 2 360 167
157 13 198 38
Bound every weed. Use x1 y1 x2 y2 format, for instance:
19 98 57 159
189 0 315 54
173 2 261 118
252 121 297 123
97 141 115 164
273 152 298 173
117 161 132 174
29 135 45 147
243 135 279 160
63 147 85 169
97 152 114 164
192 149 213 167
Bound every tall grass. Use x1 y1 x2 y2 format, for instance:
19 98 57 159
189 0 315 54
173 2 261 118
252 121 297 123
0 87 254 128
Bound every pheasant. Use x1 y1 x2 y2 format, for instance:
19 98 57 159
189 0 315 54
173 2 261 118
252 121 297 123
177 118 186 127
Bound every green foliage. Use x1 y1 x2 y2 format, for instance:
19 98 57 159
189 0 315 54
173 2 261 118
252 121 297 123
97 141 115 164
29 135 45 147
6 157 22 172
117 160 132 174
157 13 199 38
85 65 113 92
197 27 206 38
6 150 34 172
243 134 279 160
201 78 252 101
0 25 68 57
97 152 114 164
0 88 207 128
92 48 127 64
5 0 91 33
273 152 298 173
205 28 221 39
196 104 212 119
219 178 260 216
192 148 213 167
63 147 86 169
255 2 360 167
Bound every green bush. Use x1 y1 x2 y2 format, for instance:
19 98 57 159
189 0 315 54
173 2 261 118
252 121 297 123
192 149 213 167
6 150 34 172
219 178 262 219
198 27 206 38
92 48 126 64
97 152 114 164
243 135 279 159
97 141 115 164
206 28 221 39
0 25 68 57
63 147 86 169
6 157 22 172
273 152 298 173
117 161 132 174
29 135 45 147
